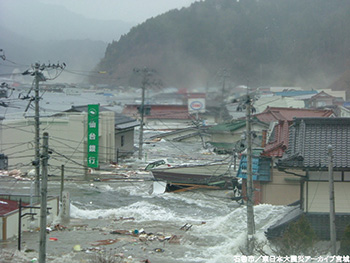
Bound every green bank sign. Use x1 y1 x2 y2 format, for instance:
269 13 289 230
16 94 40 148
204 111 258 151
87 104 99 168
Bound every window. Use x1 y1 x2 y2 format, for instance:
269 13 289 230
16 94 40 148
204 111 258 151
121 135 124 147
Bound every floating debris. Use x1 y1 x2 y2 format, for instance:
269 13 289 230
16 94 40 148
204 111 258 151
91 239 119 246
113 216 135 221
180 223 192 231
73 244 81 252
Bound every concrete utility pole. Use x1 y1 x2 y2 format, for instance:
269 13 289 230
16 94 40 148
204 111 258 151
328 145 337 255
246 94 255 254
134 68 160 160
138 78 146 160
60 165 64 203
21 62 65 194
219 69 229 123
39 132 49 263
34 63 41 196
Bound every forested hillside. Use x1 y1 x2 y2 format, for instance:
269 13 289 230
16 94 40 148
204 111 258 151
94 0 350 89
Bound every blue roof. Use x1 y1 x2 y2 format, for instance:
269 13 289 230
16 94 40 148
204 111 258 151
275 90 317 97
343 102 350 108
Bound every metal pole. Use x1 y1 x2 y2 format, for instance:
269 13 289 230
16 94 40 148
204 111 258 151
39 132 49 263
18 199 22 251
60 164 64 203
246 95 255 254
34 63 40 196
138 81 145 160
328 145 336 254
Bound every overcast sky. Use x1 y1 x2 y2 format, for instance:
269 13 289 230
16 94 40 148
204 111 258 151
39 0 198 23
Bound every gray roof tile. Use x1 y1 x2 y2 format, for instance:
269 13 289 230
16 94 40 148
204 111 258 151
279 118 350 170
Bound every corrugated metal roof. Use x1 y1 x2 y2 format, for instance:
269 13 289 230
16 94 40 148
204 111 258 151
208 120 246 132
115 120 139 129
62 105 138 126
0 199 21 216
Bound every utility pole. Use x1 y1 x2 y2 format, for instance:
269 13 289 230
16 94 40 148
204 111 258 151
60 165 64 203
328 145 336 255
134 68 160 160
39 132 49 263
219 69 229 123
34 63 41 196
246 94 255 254
231 87 256 254
20 62 66 194
138 78 146 160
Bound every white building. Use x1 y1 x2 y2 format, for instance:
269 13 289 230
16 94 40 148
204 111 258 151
1 109 116 177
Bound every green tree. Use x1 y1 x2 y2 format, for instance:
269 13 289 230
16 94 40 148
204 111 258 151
338 225 350 255
274 215 318 256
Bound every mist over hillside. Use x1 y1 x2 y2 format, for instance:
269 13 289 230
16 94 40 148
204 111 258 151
0 26 107 83
93 0 350 90
0 0 133 42
0 0 133 83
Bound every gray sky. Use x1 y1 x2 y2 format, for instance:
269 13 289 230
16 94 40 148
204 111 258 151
39 0 198 23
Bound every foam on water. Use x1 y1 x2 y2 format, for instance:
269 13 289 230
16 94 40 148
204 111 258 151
70 194 295 262
70 200 205 223
175 204 293 263
161 190 235 209
36 167 298 262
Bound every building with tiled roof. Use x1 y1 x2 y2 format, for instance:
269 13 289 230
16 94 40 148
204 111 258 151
258 107 334 158
277 117 350 240
305 91 344 108
234 108 336 207
279 118 350 171
255 106 334 123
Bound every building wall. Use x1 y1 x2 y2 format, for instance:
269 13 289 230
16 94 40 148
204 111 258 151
98 111 115 163
2 111 115 176
211 132 242 143
115 128 135 156
3 115 85 175
1 197 58 241
261 170 301 205
240 168 301 206
304 181 350 213
146 119 192 130
1 217 4 240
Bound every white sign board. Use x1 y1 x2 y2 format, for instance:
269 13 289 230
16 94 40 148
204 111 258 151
188 98 206 113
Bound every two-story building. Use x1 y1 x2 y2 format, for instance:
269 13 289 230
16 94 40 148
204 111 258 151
277 117 350 240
